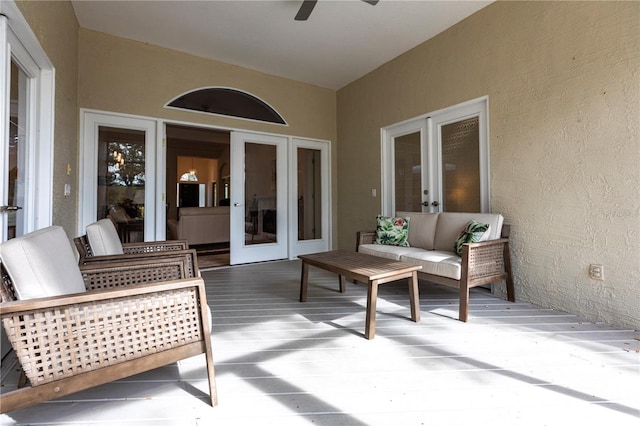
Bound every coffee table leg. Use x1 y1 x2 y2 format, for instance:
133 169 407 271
408 271 420 322
339 275 346 293
300 261 309 302
365 280 379 339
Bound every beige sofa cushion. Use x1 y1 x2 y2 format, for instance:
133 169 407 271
170 206 230 246
179 206 230 217
0 226 86 300
434 212 503 252
400 250 462 280
86 219 124 256
358 244 426 261
397 211 439 250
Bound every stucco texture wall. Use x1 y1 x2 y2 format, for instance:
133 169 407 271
78 29 338 245
16 0 79 237
337 1 639 329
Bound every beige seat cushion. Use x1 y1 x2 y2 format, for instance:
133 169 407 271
358 244 425 261
0 226 86 300
401 250 462 281
86 219 124 256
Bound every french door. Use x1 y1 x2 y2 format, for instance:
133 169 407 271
229 131 288 265
382 97 490 215
289 138 330 257
79 111 158 240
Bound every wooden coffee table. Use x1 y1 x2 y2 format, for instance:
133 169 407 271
298 250 422 339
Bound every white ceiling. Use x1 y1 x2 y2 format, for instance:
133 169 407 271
71 0 492 90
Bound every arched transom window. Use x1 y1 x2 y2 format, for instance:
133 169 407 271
166 87 286 125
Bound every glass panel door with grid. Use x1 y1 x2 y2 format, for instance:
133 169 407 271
382 98 489 216
431 99 489 213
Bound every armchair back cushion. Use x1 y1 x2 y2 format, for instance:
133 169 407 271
0 226 86 300
86 219 124 256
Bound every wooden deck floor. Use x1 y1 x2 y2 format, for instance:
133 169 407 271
1 260 639 425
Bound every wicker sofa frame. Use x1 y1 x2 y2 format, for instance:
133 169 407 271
357 225 515 322
0 253 217 413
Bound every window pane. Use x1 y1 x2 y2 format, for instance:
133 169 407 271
394 132 422 212
441 117 480 212
297 148 322 240
97 126 146 242
245 143 276 245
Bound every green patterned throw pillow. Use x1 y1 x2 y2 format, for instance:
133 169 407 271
454 220 490 256
375 215 410 247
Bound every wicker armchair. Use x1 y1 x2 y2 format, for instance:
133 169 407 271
0 226 217 413
74 218 189 262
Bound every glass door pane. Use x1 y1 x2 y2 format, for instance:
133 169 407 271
440 117 481 212
97 126 146 242
245 142 277 246
3 60 27 240
394 131 422 212
297 147 322 241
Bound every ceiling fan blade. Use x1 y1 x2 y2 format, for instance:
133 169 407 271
295 0 318 21
361 0 379 5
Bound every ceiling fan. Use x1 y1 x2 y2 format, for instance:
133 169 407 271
295 0 379 21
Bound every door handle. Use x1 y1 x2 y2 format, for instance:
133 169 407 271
431 201 440 207
0 206 22 213
233 202 242 207
421 201 429 207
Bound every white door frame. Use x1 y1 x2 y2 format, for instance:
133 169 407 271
78 110 157 239
0 3 55 241
288 137 331 258
381 96 490 215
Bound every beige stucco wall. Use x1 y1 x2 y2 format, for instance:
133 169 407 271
15 0 79 237
337 1 640 329
78 28 338 245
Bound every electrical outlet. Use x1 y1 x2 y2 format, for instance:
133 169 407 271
589 264 604 281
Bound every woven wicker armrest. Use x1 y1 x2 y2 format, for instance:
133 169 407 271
79 249 200 278
356 230 376 251
0 278 216 412
462 238 510 278
122 240 189 254
460 236 515 301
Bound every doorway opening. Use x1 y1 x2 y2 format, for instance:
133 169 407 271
165 124 231 267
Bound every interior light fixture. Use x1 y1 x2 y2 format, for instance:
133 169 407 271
112 149 125 170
